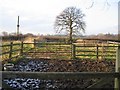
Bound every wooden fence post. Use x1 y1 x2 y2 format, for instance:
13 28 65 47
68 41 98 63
20 41 23 55
114 45 120 90
9 42 13 59
72 44 76 59
34 39 36 48
96 44 99 60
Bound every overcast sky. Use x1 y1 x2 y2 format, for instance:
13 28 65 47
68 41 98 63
0 0 119 35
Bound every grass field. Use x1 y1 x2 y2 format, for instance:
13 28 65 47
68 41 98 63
1 41 118 61
75 43 117 60
1 41 33 61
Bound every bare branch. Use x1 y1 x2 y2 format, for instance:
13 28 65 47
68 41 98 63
85 0 111 10
54 7 86 43
86 0 94 9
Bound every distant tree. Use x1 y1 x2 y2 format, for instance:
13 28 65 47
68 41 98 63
25 33 34 37
54 7 86 44
2 31 8 36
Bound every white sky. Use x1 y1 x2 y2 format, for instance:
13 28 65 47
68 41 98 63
0 0 119 35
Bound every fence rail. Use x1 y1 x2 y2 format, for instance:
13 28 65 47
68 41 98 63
0 41 119 61
0 42 33 61
2 71 120 80
72 44 118 60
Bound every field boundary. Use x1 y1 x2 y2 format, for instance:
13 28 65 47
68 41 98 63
0 41 119 61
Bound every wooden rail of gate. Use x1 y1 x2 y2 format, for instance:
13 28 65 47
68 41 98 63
2 71 119 80
72 44 118 60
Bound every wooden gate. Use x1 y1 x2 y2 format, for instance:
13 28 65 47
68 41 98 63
1 41 120 89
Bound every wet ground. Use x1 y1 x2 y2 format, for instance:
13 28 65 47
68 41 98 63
3 59 115 89
12 59 115 72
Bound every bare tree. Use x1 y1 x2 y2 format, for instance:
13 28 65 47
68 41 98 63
54 7 86 44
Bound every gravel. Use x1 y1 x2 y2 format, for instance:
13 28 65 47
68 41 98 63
11 59 115 72
3 59 115 89
4 78 99 90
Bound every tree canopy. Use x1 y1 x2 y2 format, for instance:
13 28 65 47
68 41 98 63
54 7 86 44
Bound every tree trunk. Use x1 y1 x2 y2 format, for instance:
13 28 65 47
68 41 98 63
69 28 72 44
69 19 73 44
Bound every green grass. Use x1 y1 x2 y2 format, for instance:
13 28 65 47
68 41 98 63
75 43 117 60
29 43 72 60
1 41 33 61
1 41 118 61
